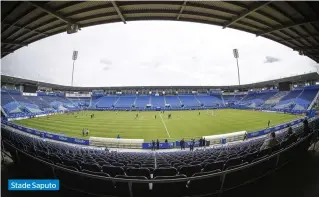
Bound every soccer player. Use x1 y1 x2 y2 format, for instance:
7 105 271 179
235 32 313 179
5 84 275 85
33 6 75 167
152 140 156 151
156 139 160 150
155 115 157 119
268 120 270 128
86 128 89 136
199 111 200 115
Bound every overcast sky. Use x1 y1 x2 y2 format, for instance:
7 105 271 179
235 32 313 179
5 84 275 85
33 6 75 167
1 21 318 87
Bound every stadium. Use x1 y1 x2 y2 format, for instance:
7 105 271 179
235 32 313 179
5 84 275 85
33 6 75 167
1 1 319 197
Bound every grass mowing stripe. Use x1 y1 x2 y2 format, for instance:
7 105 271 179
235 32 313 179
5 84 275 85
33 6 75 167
14 109 302 141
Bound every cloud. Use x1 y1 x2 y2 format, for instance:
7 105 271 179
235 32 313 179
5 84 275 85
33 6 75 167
102 66 111 71
154 62 161 68
100 58 112 71
264 56 280 63
100 58 112 65
140 60 161 68
1 21 316 87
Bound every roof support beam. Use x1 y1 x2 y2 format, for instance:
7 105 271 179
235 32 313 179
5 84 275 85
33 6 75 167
1 40 28 47
27 1 75 24
277 35 319 42
111 1 126 24
300 24 319 44
1 2 23 23
1 7 37 34
2 49 14 54
2 23 48 36
267 4 293 21
177 1 187 20
285 2 319 44
223 1 271 29
293 46 319 51
257 20 319 36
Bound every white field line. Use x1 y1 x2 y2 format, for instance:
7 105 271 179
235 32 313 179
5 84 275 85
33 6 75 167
159 114 171 138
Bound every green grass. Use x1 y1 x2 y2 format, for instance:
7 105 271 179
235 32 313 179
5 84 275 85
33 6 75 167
14 109 302 141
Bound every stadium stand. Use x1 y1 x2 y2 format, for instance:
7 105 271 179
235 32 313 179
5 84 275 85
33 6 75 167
135 95 150 109
68 97 91 108
165 96 181 109
262 91 289 108
94 96 118 109
196 95 223 107
115 96 136 109
293 89 318 110
151 95 165 108
1 116 317 197
2 86 319 119
238 91 277 108
273 90 303 110
179 95 200 108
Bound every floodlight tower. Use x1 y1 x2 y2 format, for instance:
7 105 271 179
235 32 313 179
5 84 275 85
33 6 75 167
233 49 241 86
71 50 78 86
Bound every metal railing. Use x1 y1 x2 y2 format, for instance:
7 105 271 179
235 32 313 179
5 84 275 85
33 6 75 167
2 130 315 197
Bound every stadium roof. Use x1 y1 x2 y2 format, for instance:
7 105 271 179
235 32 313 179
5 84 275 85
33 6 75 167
1 1 319 62
2 72 319 91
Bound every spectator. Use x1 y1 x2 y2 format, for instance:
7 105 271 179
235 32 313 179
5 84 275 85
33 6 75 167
286 126 298 143
260 132 279 150
156 139 160 150
152 140 155 151
303 118 310 137
181 138 185 150
243 132 248 141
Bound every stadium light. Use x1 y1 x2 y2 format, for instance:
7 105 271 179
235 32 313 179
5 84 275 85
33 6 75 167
233 49 241 85
71 51 78 86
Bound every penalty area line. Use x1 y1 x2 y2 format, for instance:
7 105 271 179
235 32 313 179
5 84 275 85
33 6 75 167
159 114 171 139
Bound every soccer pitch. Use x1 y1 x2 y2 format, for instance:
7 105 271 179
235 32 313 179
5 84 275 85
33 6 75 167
14 109 302 142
